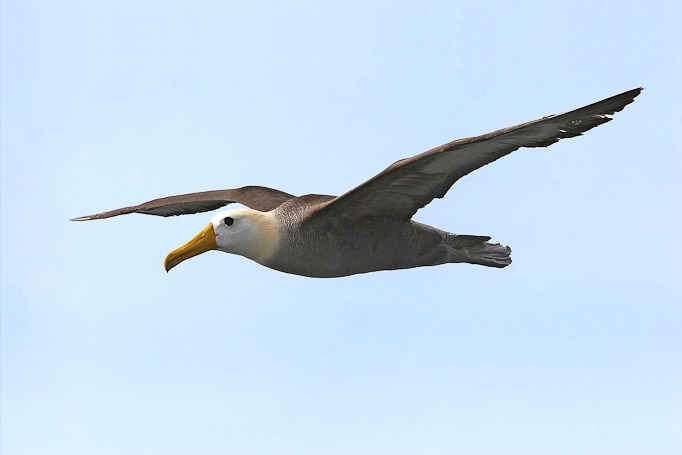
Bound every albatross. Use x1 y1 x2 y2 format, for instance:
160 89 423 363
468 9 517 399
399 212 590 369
73 88 642 277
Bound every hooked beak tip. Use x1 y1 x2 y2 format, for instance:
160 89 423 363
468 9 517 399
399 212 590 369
163 223 216 273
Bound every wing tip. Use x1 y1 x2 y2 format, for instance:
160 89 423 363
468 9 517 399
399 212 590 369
70 211 120 221
599 86 644 116
70 215 94 221
626 86 643 100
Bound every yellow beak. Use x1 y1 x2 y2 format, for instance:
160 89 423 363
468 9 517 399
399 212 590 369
164 223 217 272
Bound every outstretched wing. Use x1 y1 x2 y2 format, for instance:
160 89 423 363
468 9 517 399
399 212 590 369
310 88 642 221
71 185 295 221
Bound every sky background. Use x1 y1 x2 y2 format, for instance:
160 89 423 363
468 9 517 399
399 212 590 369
2 1 681 454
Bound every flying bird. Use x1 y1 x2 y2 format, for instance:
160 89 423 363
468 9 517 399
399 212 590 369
73 88 642 277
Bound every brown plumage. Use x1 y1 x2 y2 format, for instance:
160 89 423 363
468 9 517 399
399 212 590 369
73 88 642 277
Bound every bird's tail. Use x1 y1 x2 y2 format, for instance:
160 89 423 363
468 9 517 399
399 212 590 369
449 235 512 268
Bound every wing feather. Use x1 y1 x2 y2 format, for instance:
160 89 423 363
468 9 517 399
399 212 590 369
311 88 642 220
71 186 294 221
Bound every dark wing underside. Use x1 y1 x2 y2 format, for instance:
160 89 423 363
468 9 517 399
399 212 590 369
71 186 295 221
310 88 642 221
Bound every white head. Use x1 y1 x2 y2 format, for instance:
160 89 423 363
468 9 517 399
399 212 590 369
164 208 279 271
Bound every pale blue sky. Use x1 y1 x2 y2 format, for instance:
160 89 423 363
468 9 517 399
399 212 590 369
2 1 681 454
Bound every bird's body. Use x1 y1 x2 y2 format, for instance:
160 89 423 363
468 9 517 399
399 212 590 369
266 200 507 277
73 88 642 277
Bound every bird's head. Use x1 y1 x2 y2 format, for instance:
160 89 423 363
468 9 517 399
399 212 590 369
164 209 279 272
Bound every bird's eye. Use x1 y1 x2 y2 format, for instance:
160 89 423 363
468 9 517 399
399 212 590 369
224 217 234 226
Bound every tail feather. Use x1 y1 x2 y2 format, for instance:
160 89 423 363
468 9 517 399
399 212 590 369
449 234 492 248
463 240 512 268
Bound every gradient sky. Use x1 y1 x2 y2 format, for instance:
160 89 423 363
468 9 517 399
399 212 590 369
2 1 681 454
